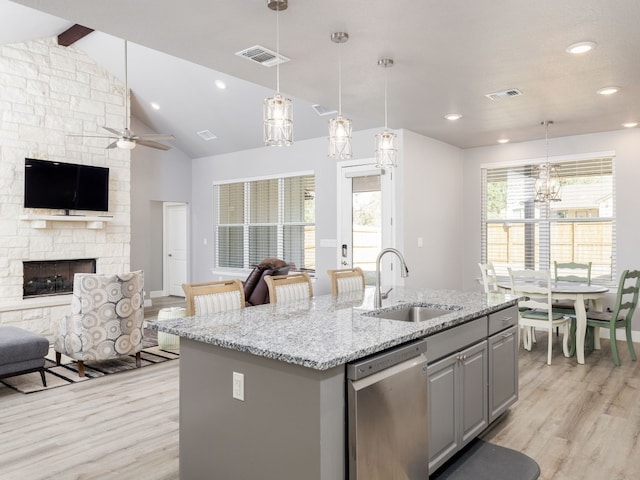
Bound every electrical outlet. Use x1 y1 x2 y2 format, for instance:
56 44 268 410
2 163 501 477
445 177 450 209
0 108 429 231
233 372 244 401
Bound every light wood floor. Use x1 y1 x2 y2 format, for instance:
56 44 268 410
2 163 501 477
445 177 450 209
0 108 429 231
1 328 639 479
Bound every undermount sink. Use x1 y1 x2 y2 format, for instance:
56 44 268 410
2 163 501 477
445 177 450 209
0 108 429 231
366 303 462 322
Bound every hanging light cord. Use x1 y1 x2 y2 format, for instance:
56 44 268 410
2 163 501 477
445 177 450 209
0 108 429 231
384 66 388 130
276 5 280 95
337 41 342 115
124 39 129 130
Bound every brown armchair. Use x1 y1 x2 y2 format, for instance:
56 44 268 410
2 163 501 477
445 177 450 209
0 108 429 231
243 258 290 306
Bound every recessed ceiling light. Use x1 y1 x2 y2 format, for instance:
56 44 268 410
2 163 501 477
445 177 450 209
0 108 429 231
597 86 620 95
444 113 462 121
150 102 161 110
622 122 638 128
497 138 510 144
214 80 227 90
566 41 597 54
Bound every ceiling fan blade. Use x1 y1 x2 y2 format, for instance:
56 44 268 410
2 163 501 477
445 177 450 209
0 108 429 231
106 140 119 149
139 133 176 141
102 126 123 136
135 139 172 150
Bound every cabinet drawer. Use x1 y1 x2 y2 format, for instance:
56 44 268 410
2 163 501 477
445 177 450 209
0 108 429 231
427 317 487 364
488 305 518 336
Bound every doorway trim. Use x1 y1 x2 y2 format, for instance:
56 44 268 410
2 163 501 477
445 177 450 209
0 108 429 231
336 159 397 282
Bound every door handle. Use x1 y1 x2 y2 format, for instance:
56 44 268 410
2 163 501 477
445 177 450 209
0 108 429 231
168 254 172 257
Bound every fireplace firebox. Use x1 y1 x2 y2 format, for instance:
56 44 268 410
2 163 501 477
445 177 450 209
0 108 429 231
23 259 96 298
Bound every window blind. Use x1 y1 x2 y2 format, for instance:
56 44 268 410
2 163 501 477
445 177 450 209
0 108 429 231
481 156 615 284
214 174 315 272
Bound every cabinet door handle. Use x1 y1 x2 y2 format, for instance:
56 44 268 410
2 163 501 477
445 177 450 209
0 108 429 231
502 316 513 324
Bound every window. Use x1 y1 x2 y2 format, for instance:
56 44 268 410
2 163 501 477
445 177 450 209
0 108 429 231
214 173 315 272
481 156 615 284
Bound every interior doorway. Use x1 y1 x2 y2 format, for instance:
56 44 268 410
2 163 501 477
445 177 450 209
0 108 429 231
163 202 188 297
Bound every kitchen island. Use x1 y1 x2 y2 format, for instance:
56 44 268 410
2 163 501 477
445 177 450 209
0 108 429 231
149 287 519 479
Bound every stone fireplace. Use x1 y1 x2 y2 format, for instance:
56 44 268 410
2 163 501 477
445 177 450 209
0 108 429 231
23 259 97 298
0 37 131 339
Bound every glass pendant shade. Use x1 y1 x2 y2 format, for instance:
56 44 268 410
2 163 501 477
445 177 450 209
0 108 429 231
534 120 561 202
374 129 397 168
328 115 352 158
534 163 561 202
328 32 352 159
264 94 293 146
263 0 292 146
375 58 396 168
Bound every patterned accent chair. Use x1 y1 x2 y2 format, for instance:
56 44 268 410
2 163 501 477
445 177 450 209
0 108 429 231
54 271 145 377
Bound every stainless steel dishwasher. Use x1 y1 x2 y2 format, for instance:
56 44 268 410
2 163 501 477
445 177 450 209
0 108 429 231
347 338 429 479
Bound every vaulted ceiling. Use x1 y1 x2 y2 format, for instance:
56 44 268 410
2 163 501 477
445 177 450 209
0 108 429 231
4 0 640 159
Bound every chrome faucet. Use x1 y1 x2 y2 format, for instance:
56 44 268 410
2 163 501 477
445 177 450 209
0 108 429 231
374 248 410 308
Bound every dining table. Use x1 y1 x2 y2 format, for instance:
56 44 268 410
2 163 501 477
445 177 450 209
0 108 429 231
497 279 609 364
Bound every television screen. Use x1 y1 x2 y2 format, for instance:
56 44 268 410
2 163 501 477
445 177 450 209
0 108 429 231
24 158 109 213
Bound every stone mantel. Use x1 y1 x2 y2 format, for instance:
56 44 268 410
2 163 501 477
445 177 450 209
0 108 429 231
19 214 114 229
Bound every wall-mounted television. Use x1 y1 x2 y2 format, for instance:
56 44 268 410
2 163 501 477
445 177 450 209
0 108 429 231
24 158 110 214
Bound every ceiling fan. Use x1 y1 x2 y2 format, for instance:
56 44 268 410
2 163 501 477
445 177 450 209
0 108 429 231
71 40 175 151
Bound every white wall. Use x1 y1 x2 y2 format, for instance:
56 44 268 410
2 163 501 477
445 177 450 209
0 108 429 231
462 128 640 328
401 130 464 289
129 116 192 293
189 127 465 295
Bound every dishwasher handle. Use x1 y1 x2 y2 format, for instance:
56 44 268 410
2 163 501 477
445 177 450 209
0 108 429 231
347 338 428 380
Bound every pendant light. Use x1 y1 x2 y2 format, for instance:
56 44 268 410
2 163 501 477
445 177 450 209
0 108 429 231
263 0 293 146
534 120 561 202
328 32 352 159
374 58 397 168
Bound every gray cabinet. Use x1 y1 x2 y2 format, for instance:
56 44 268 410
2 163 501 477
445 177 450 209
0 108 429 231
488 307 518 422
426 318 488 473
427 305 519 474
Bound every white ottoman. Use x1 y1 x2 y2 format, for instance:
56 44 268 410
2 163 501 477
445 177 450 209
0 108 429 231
157 306 186 350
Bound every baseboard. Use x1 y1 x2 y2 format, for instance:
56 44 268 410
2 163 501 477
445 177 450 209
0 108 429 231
150 290 166 298
597 328 640 343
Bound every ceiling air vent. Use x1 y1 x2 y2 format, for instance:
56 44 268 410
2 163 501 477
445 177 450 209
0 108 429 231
235 45 290 67
311 104 337 116
197 130 217 141
484 88 523 101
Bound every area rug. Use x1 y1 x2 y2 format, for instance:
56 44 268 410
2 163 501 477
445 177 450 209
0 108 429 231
0 331 179 394
430 438 540 480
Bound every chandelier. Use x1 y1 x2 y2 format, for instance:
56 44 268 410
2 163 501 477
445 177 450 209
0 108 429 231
263 0 293 146
374 58 397 168
328 32 352 159
534 120 561 202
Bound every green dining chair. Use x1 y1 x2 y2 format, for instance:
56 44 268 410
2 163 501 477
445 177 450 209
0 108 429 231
583 269 640 366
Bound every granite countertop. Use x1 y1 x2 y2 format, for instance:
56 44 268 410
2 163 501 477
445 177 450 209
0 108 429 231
148 286 518 371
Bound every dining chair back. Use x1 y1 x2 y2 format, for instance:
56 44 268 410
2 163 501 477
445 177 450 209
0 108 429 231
327 267 366 295
508 268 571 365
182 279 245 316
264 272 313 304
554 261 592 284
585 269 640 366
553 261 594 318
478 262 499 293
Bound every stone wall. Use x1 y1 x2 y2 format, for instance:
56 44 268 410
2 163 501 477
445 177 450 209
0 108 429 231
0 37 131 338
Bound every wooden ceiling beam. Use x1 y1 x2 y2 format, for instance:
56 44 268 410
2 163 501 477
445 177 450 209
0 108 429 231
57 24 94 47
